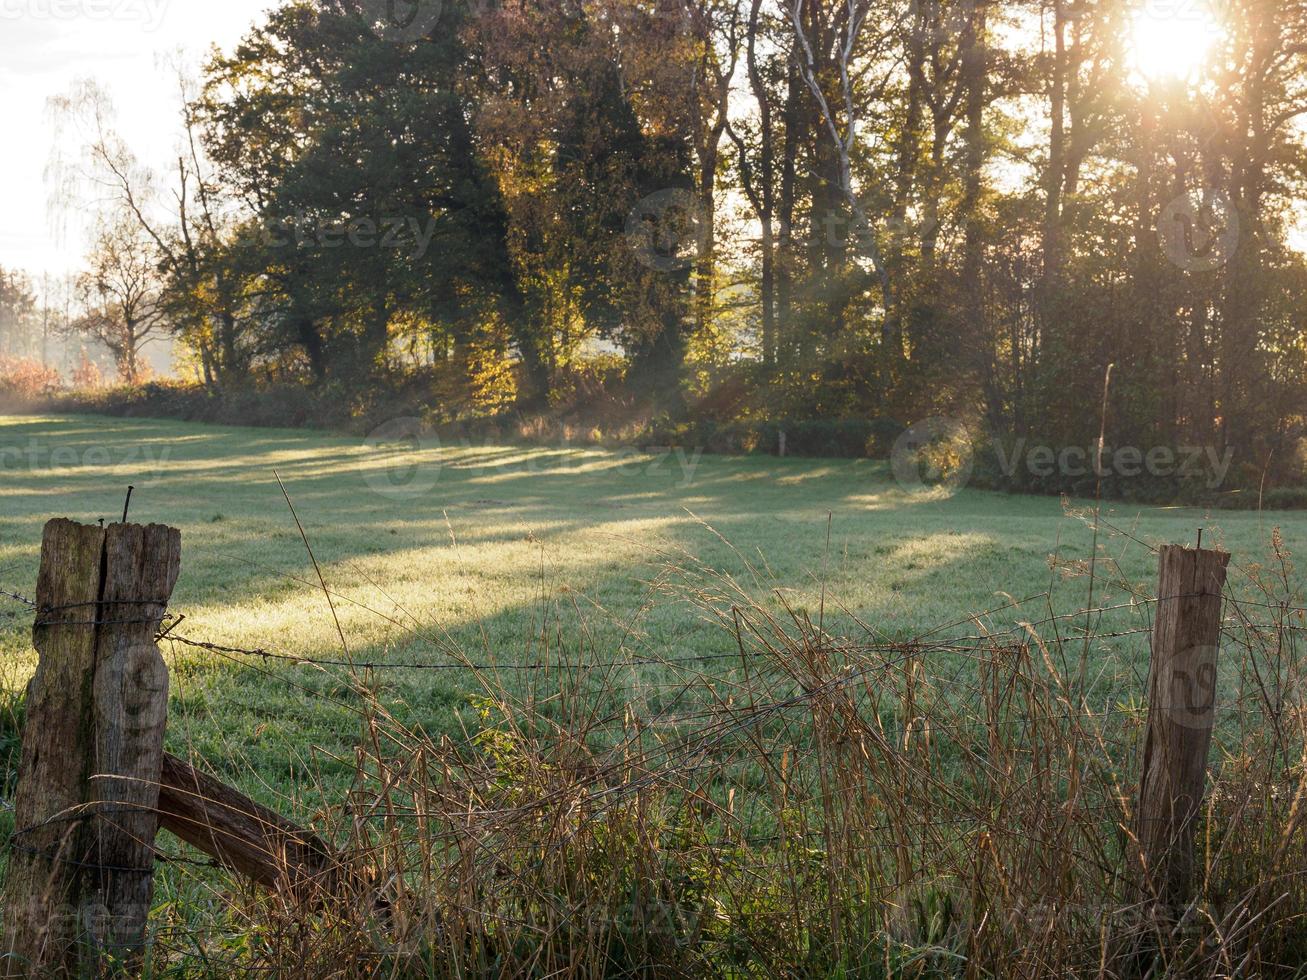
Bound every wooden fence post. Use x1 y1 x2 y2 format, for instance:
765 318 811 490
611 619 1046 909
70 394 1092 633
3 518 180 977
155 753 359 900
3 519 105 977
1136 543 1229 911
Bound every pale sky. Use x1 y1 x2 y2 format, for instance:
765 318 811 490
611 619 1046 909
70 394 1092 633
0 0 274 295
4 0 1303 293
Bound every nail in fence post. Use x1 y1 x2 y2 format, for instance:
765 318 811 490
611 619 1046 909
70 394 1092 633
1 518 180 976
1136 543 1229 911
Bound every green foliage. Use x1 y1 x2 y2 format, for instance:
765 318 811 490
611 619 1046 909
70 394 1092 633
643 417 906 458
196 0 522 385
0 267 40 362
1262 487 1307 511
1 414 1306 974
0 356 62 406
40 0 1307 499
0 689 21 799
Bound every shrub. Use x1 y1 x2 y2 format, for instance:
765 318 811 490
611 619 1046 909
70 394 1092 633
0 355 61 403
639 417 905 459
1262 486 1307 510
70 354 105 389
781 418 904 457
124 548 1307 976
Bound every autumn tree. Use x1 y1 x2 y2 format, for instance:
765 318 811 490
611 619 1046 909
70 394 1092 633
72 217 168 383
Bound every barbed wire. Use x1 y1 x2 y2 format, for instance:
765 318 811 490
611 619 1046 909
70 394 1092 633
0 509 1302 970
161 632 764 673
5 838 220 874
4 580 1301 677
0 587 36 608
2 576 1302 916
5 803 224 874
155 624 1160 676
0 580 1298 754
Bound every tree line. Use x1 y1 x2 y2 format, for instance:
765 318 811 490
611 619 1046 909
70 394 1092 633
29 0 1307 491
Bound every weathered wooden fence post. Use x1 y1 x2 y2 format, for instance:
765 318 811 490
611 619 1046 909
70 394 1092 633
155 753 352 899
1136 543 1229 911
3 518 180 977
3 519 105 977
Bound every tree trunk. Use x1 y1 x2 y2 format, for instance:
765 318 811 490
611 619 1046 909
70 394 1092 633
760 220 776 369
1042 0 1067 297
745 0 778 371
960 0 994 426
694 153 718 341
886 37 925 363
777 53 801 368
296 316 328 383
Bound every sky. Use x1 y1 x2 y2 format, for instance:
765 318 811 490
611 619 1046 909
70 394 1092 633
3 0 1302 292
0 0 274 294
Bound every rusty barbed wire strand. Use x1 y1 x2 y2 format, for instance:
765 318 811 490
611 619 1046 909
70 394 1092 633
1 498 1303 978
0 587 37 608
7 582 1298 675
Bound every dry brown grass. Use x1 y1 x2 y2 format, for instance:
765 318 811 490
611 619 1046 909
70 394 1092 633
131 531 1307 979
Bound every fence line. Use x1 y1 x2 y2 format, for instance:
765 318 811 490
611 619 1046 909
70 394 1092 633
0 583 1173 674
9 580 1295 677
0 588 35 608
0 525 1302 973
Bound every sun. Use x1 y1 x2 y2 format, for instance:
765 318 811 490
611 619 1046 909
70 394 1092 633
1128 2 1223 84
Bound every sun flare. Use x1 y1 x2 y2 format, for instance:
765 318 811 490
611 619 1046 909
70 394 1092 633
1129 3 1223 83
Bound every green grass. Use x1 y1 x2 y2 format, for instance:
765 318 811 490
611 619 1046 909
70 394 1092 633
1 413 1304 811
3 411 1304 974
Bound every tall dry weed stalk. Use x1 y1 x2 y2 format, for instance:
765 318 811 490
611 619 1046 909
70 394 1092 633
144 533 1305 977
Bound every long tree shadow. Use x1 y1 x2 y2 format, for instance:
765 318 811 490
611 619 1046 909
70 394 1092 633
2 415 1300 807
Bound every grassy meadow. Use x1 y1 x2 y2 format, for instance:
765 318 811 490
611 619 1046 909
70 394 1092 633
1 413 1304 806
3 414 1307 973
